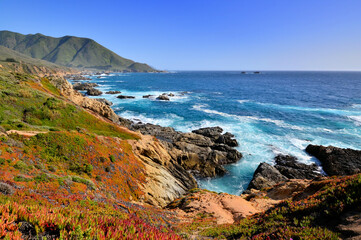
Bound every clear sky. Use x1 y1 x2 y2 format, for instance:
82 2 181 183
1 0 361 70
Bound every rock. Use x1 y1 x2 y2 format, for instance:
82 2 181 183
168 93 175 97
86 88 103 96
0 182 14 195
143 95 154 98
129 135 197 207
247 163 288 191
131 123 242 178
192 127 223 140
336 210 361 239
105 91 121 94
117 95 135 99
66 74 91 80
306 144 361 176
246 154 322 192
18 221 36 237
96 98 113 106
49 77 121 124
274 154 321 179
73 82 98 90
216 132 239 147
156 95 170 101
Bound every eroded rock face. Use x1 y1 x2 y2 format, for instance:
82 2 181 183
128 135 197 207
306 144 361 176
274 154 321 179
246 154 322 192
131 124 242 178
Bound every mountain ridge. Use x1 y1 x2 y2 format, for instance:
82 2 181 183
0 30 158 72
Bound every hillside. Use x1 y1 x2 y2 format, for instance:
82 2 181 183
0 30 157 72
0 46 74 76
0 61 361 239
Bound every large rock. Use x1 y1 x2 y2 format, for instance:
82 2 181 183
86 88 103 96
105 91 121 94
96 98 113 106
247 163 288 191
131 123 242 178
246 154 322 191
306 144 361 176
274 154 321 179
156 95 170 101
73 82 98 91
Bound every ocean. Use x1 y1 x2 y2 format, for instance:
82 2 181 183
78 71 361 195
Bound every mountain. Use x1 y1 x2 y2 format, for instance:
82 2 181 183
0 30 157 72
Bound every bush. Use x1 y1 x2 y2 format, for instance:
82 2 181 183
13 161 29 170
109 155 115 163
34 173 51 183
0 158 5 165
71 176 96 190
14 175 31 182
0 182 14 195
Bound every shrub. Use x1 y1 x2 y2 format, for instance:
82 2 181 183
71 176 96 190
13 161 29 170
0 158 5 165
95 175 102 181
34 173 51 183
109 155 115 163
14 175 31 182
105 166 111 172
0 182 14 195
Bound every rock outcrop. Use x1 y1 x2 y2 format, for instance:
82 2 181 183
106 91 121 94
86 88 103 96
156 95 170 101
96 98 113 106
246 154 322 191
131 125 242 178
129 135 197 207
49 77 120 124
306 144 361 176
73 82 98 91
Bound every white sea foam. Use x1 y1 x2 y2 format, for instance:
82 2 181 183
119 111 183 126
192 104 304 130
348 116 361 126
237 100 250 104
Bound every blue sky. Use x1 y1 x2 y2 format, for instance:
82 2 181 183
1 0 361 70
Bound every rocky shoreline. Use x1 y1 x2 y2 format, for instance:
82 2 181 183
64 73 361 202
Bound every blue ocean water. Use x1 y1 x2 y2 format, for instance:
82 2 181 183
80 71 361 194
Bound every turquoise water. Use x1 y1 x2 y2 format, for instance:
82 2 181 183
79 71 361 195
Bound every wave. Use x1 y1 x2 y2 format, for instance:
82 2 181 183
239 101 361 116
192 104 304 130
119 111 183 126
348 116 361 126
237 100 250 104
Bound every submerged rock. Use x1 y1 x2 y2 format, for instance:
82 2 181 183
105 90 121 94
143 95 154 98
156 95 170 101
306 144 361 176
117 95 135 99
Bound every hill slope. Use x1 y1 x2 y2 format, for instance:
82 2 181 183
0 30 157 72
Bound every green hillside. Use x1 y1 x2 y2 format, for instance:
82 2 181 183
0 30 157 72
